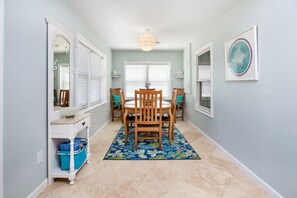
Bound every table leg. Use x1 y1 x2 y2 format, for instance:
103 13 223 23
69 138 76 185
124 108 128 145
86 126 90 163
168 110 173 145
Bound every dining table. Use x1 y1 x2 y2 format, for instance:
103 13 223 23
123 100 174 145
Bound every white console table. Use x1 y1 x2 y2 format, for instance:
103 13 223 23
50 113 91 185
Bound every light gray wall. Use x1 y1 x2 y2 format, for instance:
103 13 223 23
112 50 183 89
0 0 3 197
4 0 112 197
185 0 297 197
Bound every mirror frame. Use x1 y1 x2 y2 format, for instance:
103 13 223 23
46 17 74 121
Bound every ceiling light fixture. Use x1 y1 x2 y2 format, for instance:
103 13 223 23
138 29 156 52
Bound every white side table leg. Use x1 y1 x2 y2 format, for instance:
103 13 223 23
86 126 91 163
69 138 76 185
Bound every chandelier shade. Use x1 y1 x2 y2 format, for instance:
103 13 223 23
138 29 156 52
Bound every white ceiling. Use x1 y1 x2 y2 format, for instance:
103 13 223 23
65 0 239 50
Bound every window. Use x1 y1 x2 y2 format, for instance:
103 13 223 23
125 62 171 98
194 43 213 117
75 34 106 110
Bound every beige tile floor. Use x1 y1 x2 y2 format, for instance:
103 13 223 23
39 121 271 198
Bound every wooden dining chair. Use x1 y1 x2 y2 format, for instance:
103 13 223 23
173 88 185 121
162 89 177 144
119 89 135 144
59 89 69 107
134 90 163 151
110 88 123 121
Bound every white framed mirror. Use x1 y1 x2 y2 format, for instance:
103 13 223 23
46 17 75 185
53 35 70 109
46 17 74 121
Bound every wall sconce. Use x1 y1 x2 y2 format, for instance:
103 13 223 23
175 70 184 79
111 70 121 79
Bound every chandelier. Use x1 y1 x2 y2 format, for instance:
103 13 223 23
138 29 156 52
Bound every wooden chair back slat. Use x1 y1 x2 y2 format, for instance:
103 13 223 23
134 90 163 151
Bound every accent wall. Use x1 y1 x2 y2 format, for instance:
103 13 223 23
112 50 183 89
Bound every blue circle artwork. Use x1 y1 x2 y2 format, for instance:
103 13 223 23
228 38 252 76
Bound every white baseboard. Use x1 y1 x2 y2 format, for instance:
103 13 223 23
27 179 48 198
185 118 283 198
90 118 111 140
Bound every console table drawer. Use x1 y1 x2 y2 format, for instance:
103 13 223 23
74 117 90 134
51 113 91 139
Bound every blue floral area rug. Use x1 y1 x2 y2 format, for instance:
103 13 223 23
103 125 201 160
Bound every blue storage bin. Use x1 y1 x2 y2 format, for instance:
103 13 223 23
57 146 87 171
59 138 87 151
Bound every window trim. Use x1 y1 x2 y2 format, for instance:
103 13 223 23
194 42 214 118
75 33 107 112
124 61 172 100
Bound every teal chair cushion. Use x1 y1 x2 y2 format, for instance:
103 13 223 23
176 95 183 107
113 95 121 108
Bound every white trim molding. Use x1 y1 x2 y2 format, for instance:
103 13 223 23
185 118 283 198
26 179 48 198
45 17 74 38
0 0 4 197
193 42 214 118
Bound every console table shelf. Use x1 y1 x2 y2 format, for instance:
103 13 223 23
49 113 91 185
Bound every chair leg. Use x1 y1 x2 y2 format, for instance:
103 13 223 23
159 129 162 151
125 123 128 145
174 112 177 123
182 109 184 121
112 110 114 121
171 124 174 141
134 131 138 151
168 127 172 145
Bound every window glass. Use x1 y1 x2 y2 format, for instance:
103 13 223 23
125 63 171 98
126 65 146 81
195 43 213 117
198 65 211 80
200 81 211 108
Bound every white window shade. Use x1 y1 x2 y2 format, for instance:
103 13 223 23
75 33 107 110
76 43 90 107
89 52 101 104
125 63 171 98
125 65 146 97
201 81 211 97
148 65 169 81
99 58 106 103
126 65 146 81
149 64 170 98
198 65 211 80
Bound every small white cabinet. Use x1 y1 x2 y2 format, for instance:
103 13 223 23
49 113 91 185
